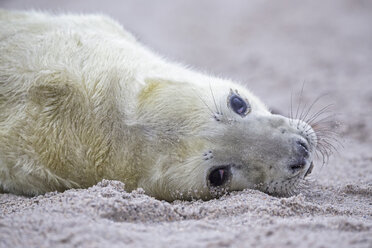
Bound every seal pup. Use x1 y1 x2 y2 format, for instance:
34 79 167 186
0 10 318 201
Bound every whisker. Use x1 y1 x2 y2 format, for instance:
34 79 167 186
191 88 215 116
316 145 328 166
219 99 224 116
301 93 329 124
209 83 220 114
310 129 340 139
314 149 321 160
295 82 305 123
290 90 294 125
310 129 339 136
309 129 343 151
305 119 338 135
310 113 339 127
319 138 339 154
312 133 340 143
306 104 334 125
318 141 332 161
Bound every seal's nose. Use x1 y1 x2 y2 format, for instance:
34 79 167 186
289 140 310 173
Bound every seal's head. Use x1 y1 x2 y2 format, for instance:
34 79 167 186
137 78 318 201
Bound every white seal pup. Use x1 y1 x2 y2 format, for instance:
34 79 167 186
0 10 317 201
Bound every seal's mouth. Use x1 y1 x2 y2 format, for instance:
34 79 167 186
304 162 314 178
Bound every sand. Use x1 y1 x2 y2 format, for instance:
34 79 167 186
0 0 371 247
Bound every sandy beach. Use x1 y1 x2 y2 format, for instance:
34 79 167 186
0 0 371 247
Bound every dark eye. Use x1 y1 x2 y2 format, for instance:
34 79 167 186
229 94 250 117
208 167 230 187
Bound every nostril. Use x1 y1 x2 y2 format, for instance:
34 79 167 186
297 140 310 158
289 163 305 171
289 155 307 172
289 140 310 173
297 140 308 151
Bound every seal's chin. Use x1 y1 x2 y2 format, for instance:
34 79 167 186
261 161 314 196
304 162 314 178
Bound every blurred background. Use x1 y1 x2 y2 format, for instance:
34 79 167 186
1 0 372 181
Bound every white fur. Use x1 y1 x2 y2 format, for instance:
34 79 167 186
0 10 316 200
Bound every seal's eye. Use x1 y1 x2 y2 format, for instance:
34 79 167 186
228 93 250 117
208 167 229 187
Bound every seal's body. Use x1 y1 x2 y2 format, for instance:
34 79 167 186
0 10 317 200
